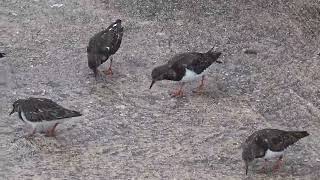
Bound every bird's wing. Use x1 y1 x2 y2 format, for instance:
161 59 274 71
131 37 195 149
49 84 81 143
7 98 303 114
168 53 201 68
169 52 213 75
187 53 216 74
269 130 308 151
21 98 81 122
109 27 124 54
96 25 123 54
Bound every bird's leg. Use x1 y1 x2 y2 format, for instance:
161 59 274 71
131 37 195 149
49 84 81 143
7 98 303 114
93 68 100 80
171 83 185 97
272 156 284 172
45 123 59 137
96 71 105 81
93 68 104 81
259 159 268 173
105 57 113 75
94 69 109 83
193 75 205 93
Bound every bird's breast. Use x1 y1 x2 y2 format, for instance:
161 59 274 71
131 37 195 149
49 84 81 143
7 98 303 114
263 149 284 160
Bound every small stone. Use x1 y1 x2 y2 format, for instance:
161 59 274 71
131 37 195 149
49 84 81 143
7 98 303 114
115 105 126 110
10 12 18 16
156 32 165 36
51 4 64 8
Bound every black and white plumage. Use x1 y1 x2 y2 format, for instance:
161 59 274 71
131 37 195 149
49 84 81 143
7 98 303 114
10 97 82 137
87 19 124 79
242 129 309 175
150 48 222 97
0 52 5 58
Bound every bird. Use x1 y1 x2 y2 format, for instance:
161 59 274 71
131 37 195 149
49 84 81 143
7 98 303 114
242 128 309 175
0 52 5 58
9 97 82 137
87 19 124 79
150 48 222 97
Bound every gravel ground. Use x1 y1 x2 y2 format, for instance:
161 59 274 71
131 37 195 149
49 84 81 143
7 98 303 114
1 0 320 179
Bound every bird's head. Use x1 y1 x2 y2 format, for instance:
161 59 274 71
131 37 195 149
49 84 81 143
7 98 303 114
10 99 23 115
150 65 175 89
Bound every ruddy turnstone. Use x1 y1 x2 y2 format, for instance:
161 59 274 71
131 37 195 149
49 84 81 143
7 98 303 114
150 48 222 97
242 128 309 175
87 19 124 79
10 97 82 137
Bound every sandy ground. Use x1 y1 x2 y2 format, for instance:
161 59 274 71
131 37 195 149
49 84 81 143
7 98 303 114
1 0 320 179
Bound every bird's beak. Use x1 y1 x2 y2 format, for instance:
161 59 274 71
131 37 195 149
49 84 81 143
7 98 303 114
149 80 155 89
9 109 14 115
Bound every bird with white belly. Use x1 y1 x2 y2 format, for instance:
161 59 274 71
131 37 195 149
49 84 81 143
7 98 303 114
150 48 222 97
10 97 82 137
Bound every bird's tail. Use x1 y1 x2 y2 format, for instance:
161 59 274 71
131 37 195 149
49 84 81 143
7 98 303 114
206 48 222 63
70 110 82 117
289 131 309 139
284 131 309 146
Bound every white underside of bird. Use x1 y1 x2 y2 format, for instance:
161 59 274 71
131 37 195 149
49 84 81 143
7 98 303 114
181 68 209 82
264 149 284 160
20 112 66 133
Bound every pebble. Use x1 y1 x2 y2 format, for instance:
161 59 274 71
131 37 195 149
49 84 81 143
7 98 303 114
51 4 64 8
116 105 126 109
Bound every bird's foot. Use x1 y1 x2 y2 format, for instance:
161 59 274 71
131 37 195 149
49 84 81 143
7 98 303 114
258 166 267 174
94 71 109 82
45 124 58 137
104 67 113 76
170 90 184 97
24 134 35 139
192 84 204 94
272 159 283 172
45 130 56 137
258 160 268 174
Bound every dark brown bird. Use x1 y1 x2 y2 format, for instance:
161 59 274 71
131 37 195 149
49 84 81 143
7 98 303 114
87 19 124 79
242 129 309 175
150 48 222 97
10 97 82 137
